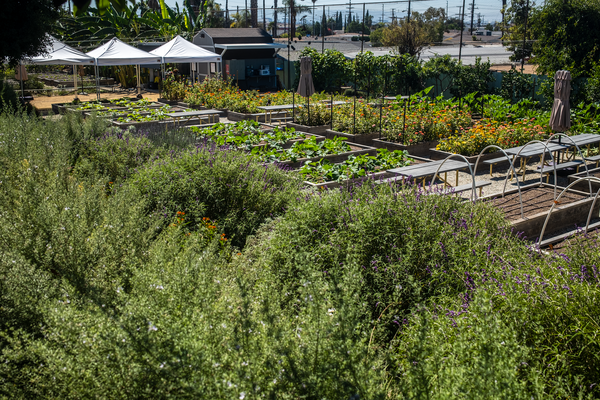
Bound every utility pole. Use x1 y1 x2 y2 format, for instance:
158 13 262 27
312 0 317 37
458 0 466 62
361 3 365 53
501 0 506 40
469 0 477 34
225 0 229 27
521 0 530 72
407 0 411 22
263 0 266 29
391 9 395 25
274 0 278 36
347 0 352 30
446 0 448 21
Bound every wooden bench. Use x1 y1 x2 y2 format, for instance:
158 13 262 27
539 161 583 182
481 156 517 176
585 155 600 168
429 180 492 197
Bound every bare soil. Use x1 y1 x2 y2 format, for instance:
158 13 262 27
491 187 585 220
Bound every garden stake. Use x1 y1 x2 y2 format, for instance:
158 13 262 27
353 57 357 136
402 96 407 135
330 91 333 129
379 95 382 140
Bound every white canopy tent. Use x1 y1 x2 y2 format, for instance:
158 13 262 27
150 35 222 85
86 37 161 99
22 35 94 96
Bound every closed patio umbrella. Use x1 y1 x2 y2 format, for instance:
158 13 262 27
296 56 315 123
297 56 315 97
549 70 572 141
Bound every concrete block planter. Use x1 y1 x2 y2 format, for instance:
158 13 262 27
429 148 503 164
277 142 377 170
286 122 330 135
371 139 438 157
325 130 380 146
157 98 181 106
480 183 600 240
568 167 600 193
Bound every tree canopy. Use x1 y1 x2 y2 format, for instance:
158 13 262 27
530 0 600 77
0 0 60 66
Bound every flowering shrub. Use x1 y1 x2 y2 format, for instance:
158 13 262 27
381 100 472 144
436 118 549 156
161 68 187 100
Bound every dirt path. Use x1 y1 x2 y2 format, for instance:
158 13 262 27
31 91 161 113
491 63 538 74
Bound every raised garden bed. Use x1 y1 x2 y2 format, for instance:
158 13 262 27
227 111 269 122
482 183 600 240
250 133 325 150
302 155 429 190
325 130 380 146
568 167 600 193
286 122 330 135
276 142 376 169
371 139 438 157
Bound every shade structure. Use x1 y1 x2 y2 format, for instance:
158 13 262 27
549 70 572 132
26 35 94 65
296 56 315 97
86 37 161 66
150 35 221 63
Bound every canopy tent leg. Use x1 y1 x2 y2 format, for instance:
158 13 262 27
95 65 100 101
73 64 78 94
137 65 141 96
19 62 24 100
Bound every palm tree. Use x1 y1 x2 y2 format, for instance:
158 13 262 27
251 0 258 27
283 0 309 38
230 10 251 28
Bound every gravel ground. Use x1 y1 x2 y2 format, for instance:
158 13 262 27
431 157 586 199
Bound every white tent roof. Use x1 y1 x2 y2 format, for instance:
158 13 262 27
150 35 221 63
26 35 94 65
86 37 161 66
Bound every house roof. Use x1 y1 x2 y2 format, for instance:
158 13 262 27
197 28 273 44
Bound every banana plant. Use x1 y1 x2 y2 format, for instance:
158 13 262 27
56 0 206 44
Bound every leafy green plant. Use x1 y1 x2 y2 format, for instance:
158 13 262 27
250 136 352 163
299 148 413 182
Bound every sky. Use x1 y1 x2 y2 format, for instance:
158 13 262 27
163 0 504 25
